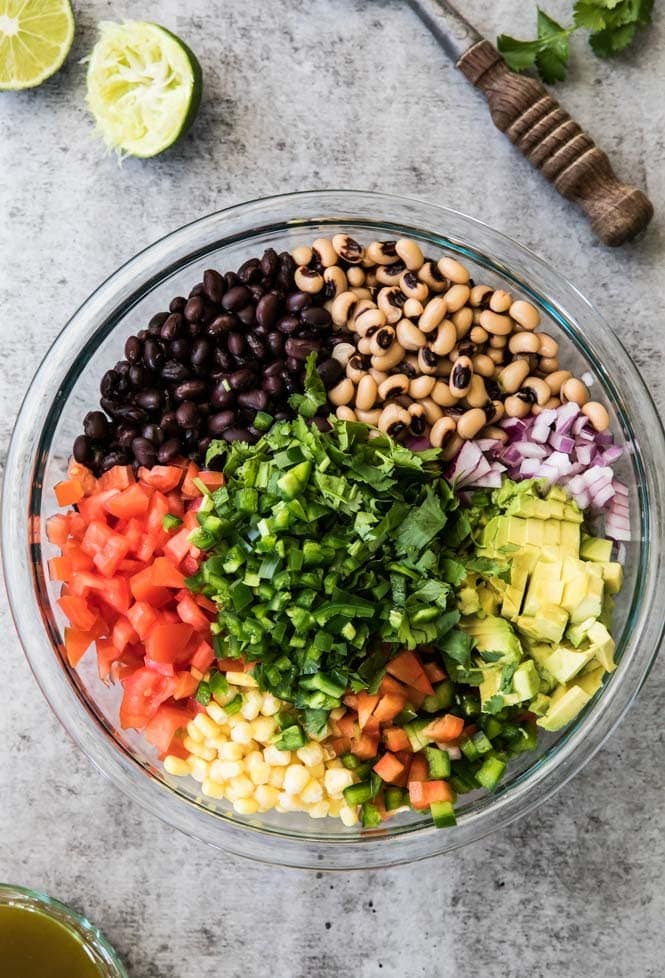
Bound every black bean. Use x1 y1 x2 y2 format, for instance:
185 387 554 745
236 304 256 327
114 361 130 377
286 291 310 314
161 360 191 382
285 337 320 361
134 389 162 412
203 268 225 304
161 312 184 341
169 296 186 314
191 337 211 371
255 292 279 329
222 427 258 445
149 312 169 335
208 411 236 435
211 382 236 409
83 410 110 441
274 410 290 421
246 334 266 359
73 435 92 464
222 285 251 312
100 396 119 416
267 332 284 356
260 248 279 277
184 295 204 323
237 258 261 283
124 336 142 363
91 448 104 472
262 375 283 396
176 401 199 428
131 437 157 467
213 348 234 371
187 320 204 338
224 271 239 291
277 314 300 335
141 424 164 445
100 369 118 397
207 314 235 338
113 405 146 425
143 339 164 372
316 358 344 389
300 307 331 329
285 357 300 373
189 283 205 298
198 436 211 456
227 332 246 358
229 368 256 391
309 417 332 433
169 339 191 363
174 379 207 402
248 283 266 303
263 360 284 378
116 426 138 450
158 438 182 463
160 412 180 435
100 449 128 471
238 389 269 412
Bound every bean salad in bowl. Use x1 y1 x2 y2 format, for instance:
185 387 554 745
6 192 663 867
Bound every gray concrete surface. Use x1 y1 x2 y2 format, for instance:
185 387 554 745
1 1 664 976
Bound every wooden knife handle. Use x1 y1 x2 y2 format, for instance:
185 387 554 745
457 39 653 246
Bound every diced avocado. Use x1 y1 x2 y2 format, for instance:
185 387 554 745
563 503 583 524
478 585 501 617
573 665 605 698
517 604 568 644
502 586 524 621
512 659 541 700
600 561 624 595
479 665 520 712
559 520 581 556
523 561 564 615
561 556 586 583
561 569 589 614
462 615 522 659
580 535 613 562
565 616 597 648
543 645 595 685
546 485 568 504
529 692 552 716
599 592 614 630
537 685 591 731
506 495 555 520
458 586 481 616
501 551 534 620
585 620 616 672
569 572 604 624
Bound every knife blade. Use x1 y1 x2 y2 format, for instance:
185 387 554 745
406 0 653 246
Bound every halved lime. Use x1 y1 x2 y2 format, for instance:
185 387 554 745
0 0 75 91
86 21 202 159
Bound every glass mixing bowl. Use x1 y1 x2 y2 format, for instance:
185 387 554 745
4 191 664 869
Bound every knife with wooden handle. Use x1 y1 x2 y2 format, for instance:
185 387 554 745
407 0 654 246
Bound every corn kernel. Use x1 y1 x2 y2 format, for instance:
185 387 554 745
307 800 329 819
202 778 226 799
226 670 258 687
218 741 244 761
226 774 254 800
185 721 204 743
188 757 210 783
251 716 277 743
164 755 190 777
183 737 216 761
260 693 281 716
329 707 346 721
340 804 359 827
233 797 259 815
264 745 291 766
268 767 285 789
206 701 227 725
308 725 330 742
230 721 254 744
193 713 220 739
254 785 280 810
328 797 343 817
296 742 324 768
276 792 299 812
308 762 325 780
283 764 310 796
324 768 354 797
240 690 263 721
246 757 271 786
212 759 243 780
300 779 324 805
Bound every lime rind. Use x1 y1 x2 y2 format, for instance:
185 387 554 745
0 0 75 91
85 21 202 159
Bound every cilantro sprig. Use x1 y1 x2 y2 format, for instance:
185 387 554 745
498 1 654 83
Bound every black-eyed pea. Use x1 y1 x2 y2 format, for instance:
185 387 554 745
399 271 429 302
504 394 531 418
417 346 441 376
295 266 324 294
396 319 427 351
509 300 540 331
431 380 458 407
464 374 489 409
488 334 507 348
367 240 398 266
369 326 396 356
371 343 405 372
395 238 425 271
355 305 386 337
332 234 365 265
351 287 373 301
470 325 488 345
582 401 610 431
370 367 389 385
420 397 444 425
532 397 561 415
364 270 379 289
329 379 355 407
430 320 457 357
357 336 373 356
472 354 495 378
438 256 470 284
331 342 356 368
487 348 505 366
378 373 410 401
430 416 457 449
377 403 410 438
402 297 424 320
498 359 530 394
355 408 382 426
312 238 338 268
346 355 370 384
441 434 464 461
449 355 473 397
409 375 436 399
521 376 551 406
331 291 358 328
452 306 473 339
347 265 365 287
378 286 407 324
419 296 448 333
356 374 378 411
472 308 484 325
480 424 509 444
470 284 493 308
376 261 407 286
479 309 513 336
417 260 448 293
444 284 471 313
485 400 505 424
408 403 427 435
292 245 312 266
538 333 559 358
560 377 590 406
457 408 487 440
544 370 572 395
336 406 357 422
489 289 512 313
323 265 347 299
508 331 540 355
539 357 560 374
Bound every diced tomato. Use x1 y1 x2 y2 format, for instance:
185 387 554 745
77 489 120 524
194 593 217 614
197 470 225 491
96 636 121 681
81 520 113 556
58 594 98 631
424 714 465 743
356 691 379 730
46 514 71 546
343 692 359 711
166 491 185 519
67 461 99 495
213 657 247 672
126 600 158 641
54 479 85 507
181 462 202 498
145 657 176 677
138 465 184 493
104 483 151 520
48 556 72 582
190 639 215 673
146 491 170 534
176 593 211 632
63 621 103 667
383 727 412 753
143 704 194 757
149 556 185 589
111 616 138 653
92 533 130 578
335 711 359 740
98 465 134 491
173 671 199 700
121 517 144 553
408 780 455 809
422 661 447 683
408 753 429 784
372 693 407 725
163 526 192 565
129 566 172 608
111 648 144 682
119 667 177 730
373 752 406 784
181 555 200 576
350 732 379 760
386 650 434 695
378 674 409 698
61 543 94 573
145 622 194 664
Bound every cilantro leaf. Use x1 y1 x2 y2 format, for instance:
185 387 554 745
574 2 608 30
535 9 572 82
497 34 541 72
590 21 636 55
288 352 327 419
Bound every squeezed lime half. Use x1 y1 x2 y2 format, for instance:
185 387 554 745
86 20 202 158
0 0 75 91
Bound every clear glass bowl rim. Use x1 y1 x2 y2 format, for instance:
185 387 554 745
4 189 665 870
0 883 128 977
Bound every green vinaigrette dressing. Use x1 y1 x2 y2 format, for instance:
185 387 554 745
0 904 104 978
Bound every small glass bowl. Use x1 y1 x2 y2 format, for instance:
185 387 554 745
0 884 127 977
4 191 665 869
